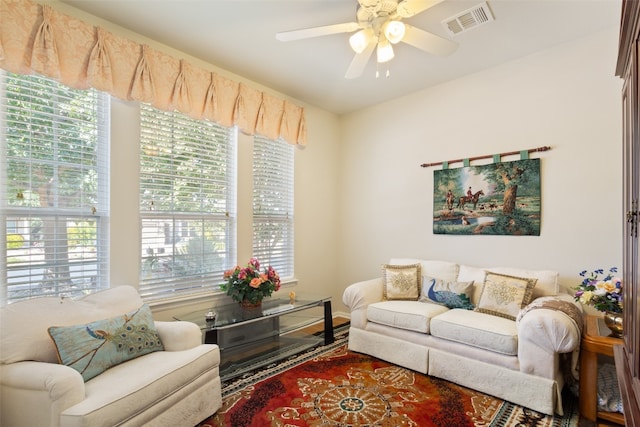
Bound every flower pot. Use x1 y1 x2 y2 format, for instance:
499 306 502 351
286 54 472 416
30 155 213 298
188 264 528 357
240 299 262 309
603 311 623 338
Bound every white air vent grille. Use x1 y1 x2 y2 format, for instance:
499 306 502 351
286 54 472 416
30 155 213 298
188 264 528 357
443 2 494 36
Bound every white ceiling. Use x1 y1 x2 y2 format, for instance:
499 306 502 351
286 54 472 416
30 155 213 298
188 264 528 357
59 0 621 115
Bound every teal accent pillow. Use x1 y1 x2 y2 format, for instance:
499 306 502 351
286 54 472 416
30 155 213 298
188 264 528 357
422 276 475 310
48 304 164 381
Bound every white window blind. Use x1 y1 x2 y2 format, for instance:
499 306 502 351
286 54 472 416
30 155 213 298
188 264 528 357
1 72 110 304
252 136 294 278
139 105 236 300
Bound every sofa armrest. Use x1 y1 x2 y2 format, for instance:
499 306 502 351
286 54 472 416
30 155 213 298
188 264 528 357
155 321 203 350
516 295 583 379
1 361 85 426
342 278 384 329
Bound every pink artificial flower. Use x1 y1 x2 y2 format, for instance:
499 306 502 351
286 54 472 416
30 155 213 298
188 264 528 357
270 266 280 279
249 257 260 269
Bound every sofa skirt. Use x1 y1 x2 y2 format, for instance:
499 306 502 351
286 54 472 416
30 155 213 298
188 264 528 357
348 326 564 416
348 327 429 374
429 348 562 415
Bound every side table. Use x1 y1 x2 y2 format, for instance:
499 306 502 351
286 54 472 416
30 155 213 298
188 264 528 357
579 315 625 425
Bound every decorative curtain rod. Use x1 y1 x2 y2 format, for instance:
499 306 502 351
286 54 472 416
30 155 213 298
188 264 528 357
420 146 551 168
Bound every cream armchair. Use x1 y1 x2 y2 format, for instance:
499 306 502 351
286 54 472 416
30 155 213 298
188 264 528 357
0 286 221 427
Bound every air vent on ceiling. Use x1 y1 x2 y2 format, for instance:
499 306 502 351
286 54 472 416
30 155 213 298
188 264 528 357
442 2 494 36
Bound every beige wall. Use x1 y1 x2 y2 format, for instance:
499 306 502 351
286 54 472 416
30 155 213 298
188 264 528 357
336 27 623 310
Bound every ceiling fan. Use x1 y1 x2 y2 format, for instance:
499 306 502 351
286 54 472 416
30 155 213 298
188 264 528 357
275 0 458 79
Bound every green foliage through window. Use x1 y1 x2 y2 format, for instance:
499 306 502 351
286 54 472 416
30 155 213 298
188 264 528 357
1 72 109 304
138 105 236 300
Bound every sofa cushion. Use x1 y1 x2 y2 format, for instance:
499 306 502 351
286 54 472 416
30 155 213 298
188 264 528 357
48 304 164 381
367 300 449 333
390 258 459 282
0 286 145 364
457 264 559 303
382 263 421 300
489 267 558 299
475 272 537 320
421 277 474 310
430 309 518 355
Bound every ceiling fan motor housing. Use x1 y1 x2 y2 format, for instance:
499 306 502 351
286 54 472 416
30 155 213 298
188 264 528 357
357 0 400 25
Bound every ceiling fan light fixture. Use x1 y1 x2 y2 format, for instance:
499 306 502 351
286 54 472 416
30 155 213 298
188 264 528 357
349 28 373 53
383 20 406 44
376 38 394 63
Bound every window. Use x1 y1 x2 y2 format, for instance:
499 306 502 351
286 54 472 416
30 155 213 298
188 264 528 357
139 105 236 300
252 136 294 278
1 72 110 304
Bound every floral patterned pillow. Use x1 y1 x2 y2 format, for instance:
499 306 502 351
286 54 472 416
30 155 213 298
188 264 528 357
475 272 537 320
382 263 421 300
48 304 164 381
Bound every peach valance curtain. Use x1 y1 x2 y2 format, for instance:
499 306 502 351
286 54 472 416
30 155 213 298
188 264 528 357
0 0 307 145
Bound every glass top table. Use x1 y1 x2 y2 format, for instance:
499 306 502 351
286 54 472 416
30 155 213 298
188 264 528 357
174 293 332 330
174 293 334 381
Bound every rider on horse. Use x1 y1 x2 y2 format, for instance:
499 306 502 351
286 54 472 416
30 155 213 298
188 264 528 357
445 190 455 210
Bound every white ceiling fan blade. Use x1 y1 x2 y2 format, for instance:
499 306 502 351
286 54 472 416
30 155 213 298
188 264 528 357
276 22 361 41
397 0 444 18
345 41 376 79
402 24 458 56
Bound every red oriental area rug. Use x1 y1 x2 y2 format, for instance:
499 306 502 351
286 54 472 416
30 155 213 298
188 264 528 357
199 341 578 427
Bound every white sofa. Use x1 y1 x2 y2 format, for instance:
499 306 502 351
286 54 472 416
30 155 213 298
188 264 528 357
342 258 583 416
0 285 222 427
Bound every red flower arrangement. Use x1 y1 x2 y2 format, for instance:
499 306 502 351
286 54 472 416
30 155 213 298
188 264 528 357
220 258 281 305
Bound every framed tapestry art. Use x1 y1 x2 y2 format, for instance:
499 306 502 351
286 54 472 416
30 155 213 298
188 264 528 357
433 159 541 236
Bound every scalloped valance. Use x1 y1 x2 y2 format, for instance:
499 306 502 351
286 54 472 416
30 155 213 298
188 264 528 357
0 0 307 145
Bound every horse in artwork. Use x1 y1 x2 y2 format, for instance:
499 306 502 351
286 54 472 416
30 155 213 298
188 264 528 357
457 190 484 210
445 192 455 210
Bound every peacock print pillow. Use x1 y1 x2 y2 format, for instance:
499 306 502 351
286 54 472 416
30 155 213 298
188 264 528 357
48 304 164 381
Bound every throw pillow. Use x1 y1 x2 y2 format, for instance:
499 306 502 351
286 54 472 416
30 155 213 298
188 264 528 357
421 276 475 310
48 304 164 382
382 263 421 300
475 272 537 320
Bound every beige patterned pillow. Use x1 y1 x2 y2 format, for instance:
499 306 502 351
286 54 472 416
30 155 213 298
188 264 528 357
382 264 421 300
475 272 537 320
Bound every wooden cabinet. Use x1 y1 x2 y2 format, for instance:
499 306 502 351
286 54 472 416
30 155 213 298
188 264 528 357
615 1 640 425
